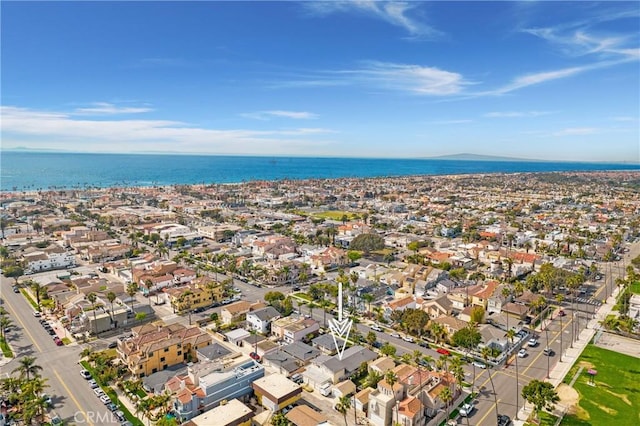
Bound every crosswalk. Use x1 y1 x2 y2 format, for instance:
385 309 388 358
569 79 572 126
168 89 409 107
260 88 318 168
573 297 601 306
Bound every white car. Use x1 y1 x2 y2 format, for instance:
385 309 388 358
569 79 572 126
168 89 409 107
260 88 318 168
390 333 401 338
80 369 92 379
459 402 475 416
33 311 41 317
472 361 487 369
517 348 527 358
100 394 112 405
370 324 383 332
528 338 538 347
403 336 415 343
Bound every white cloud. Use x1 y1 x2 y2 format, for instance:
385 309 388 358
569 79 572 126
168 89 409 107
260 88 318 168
304 1 440 38
241 110 319 120
553 127 599 136
484 111 554 118
346 61 469 95
73 102 154 115
0 106 336 155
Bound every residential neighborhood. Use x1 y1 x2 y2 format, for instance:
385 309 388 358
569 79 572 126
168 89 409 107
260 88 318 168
1 170 639 426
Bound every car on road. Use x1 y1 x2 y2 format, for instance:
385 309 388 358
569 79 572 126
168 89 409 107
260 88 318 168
436 348 451 356
249 352 261 362
107 402 118 412
390 333 401 338
33 311 41 317
403 336 415 343
370 324 383 332
88 379 98 389
517 348 527 358
108 341 118 349
93 387 105 397
100 394 112 404
41 393 53 407
543 347 555 356
372 341 382 349
528 338 538 347
459 402 475 416
472 361 487 369
558 310 566 317
80 369 92 379
114 411 126 422
53 336 63 346
12 286 19 293
497 414 512 426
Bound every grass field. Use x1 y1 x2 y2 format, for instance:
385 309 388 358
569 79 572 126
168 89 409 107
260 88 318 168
312 211 361 221
561 345 640 426
630 280 640 295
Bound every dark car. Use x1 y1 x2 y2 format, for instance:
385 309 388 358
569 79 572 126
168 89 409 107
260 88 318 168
108 341 118 349
372 341 382 349
543 347 555 356
53 337 63 346
558 310 566 317
497 414 512 426
12 286 20 293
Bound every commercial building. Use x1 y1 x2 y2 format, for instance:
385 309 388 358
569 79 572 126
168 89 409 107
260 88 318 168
252 374 302 412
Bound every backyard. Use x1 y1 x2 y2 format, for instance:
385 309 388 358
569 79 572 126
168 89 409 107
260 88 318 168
561 344 640 426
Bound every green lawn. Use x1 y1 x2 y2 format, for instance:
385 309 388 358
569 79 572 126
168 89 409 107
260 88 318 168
525 411 558 426
561 345 640 426
312 211 361 221
629 281 640 295
0 336 13 357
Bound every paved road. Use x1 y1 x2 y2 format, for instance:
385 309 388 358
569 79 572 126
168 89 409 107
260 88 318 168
2 276 120 425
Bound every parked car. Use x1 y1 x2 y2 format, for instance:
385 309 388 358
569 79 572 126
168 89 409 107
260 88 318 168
459 402 475 416
108 341 118 349
528 338 538 347
370 324 383 332
472 361 487 369
41 393 52 407
403 336 415 343
114 411 126 422
80 369 92 379
107 402 118 412
100 394 112 405
33 311 41 317
53 337 63 346
249 352 261 361
543 347 555 356
436 348 451 356
12 286 19 293
558 310 566 317
390 333 401 338
88 379 99 389
497 414 512 426
517 349 527 358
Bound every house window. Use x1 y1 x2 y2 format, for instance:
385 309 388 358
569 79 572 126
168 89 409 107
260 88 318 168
164 348 169 353
152 368 157 373
177 351 182 356
160 357 166 362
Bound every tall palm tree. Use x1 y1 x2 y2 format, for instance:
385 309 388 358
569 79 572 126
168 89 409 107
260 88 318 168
440 386 453 423
13 356 43 381
87 292 99 335
481 346 499 424
107 291 117 319
335 395 351 426
30 281 43 311
127 282 138 313
385 370 399 425
362 293 374 317
507 328 520 419
555 294 565 360
0 315 13 340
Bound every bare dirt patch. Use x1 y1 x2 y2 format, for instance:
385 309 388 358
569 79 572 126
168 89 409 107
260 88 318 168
557 383 580 413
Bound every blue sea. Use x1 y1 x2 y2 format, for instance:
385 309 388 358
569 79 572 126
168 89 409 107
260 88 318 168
1 151 639 192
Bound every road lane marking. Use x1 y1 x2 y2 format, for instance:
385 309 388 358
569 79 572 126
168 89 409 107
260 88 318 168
4 294 43 353
476 398 501 425
521 318 572 377
53 368 96 426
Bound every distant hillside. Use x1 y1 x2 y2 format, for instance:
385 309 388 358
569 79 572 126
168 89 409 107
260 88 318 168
429 153 543 162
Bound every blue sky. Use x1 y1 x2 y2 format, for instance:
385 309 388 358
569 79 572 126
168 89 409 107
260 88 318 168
1 1 638 162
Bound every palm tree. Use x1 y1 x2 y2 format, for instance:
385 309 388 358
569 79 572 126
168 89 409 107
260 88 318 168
507 328 520 419
30 281 43 311
521 380 560 424
107 291 117 319
0 314 13 340
555 294 565 359
440 385 453 421
362 293 374 317
127 282 138 313
87 292 99 335
481 346 499 424
385 370 399 425
364 370 382 389
335 395 351 426
13 356 43 381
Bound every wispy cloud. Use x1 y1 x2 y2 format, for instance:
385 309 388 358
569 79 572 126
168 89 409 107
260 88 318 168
275 61 470 96
303 1 440 38
241 110 319 120
73 102 153 115
553 127 599 136
484 111 554 118
0 106 336 155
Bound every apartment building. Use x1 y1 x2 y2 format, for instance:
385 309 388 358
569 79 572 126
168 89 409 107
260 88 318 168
166 277 224 313
117 323 212 378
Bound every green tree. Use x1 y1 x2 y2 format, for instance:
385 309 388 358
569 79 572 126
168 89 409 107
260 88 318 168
366 331 377 347
265 291 285 305
126 282 138 313
364 370 382 388
451 325 481 348
380 342 397 357
106 291 117 319
440 385 453 420
29 281 44 310
470 305 485 324
481 346 499 424
385 370 399 425
13 356 42 381
271 411 291 426
349 233 385 254
522 380 559 424
3 265 24 284
335 395 351 426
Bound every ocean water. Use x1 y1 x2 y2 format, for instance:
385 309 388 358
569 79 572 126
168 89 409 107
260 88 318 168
1 151 638 192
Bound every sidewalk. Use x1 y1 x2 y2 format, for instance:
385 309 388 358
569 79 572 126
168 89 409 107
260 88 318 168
513 288 620 424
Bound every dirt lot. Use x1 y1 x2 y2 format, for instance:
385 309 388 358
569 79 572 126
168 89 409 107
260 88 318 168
594 331 640 359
